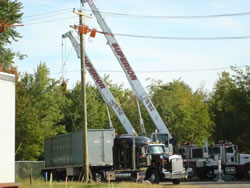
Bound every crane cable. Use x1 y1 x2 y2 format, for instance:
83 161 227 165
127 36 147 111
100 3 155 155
61 37 77 129
61 38 67 93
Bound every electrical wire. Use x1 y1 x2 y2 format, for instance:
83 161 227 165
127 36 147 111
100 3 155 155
93 10 250 19
23 8 72 19
21 16 250 40
23 16 77 25
114 33 250 40
49 65 249 75
23 11 72 23
20 8 250 40
21 7 250 23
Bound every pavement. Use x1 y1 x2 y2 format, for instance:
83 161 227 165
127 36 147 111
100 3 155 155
161 180 250 187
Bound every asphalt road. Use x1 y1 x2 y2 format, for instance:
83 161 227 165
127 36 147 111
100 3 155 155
161 181 250 187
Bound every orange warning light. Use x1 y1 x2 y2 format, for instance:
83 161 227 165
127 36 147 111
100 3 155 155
78 25 89 34
90 29 97 38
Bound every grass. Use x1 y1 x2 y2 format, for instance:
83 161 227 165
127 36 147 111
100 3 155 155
18 179 197 188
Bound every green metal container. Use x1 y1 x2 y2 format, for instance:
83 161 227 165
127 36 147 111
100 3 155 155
44 129 115 168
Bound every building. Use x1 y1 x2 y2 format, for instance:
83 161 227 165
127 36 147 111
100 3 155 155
0 72 16 183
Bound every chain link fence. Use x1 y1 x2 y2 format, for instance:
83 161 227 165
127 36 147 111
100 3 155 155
15 161 45 180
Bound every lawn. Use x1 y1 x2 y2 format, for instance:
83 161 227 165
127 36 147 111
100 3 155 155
18 179 197 188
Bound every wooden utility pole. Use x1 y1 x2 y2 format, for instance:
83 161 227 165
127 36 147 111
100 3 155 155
72 7 92 183
79 11 88 183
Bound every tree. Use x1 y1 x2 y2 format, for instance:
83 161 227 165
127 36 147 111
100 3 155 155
147 79 214 146
209 66 250 153
16 63 65 160
0 0 24 70
61 75 133 134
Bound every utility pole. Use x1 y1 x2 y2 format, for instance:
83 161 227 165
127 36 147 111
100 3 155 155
71 4 112 182
76 9 92 183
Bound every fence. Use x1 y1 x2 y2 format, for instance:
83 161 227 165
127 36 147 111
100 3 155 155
15 161 45 180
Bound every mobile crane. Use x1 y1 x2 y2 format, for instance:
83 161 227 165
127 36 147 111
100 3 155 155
62 30 137 136
81 0 172 147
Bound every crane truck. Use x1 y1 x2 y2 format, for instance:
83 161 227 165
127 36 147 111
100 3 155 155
178 140 250 180
81 0 173 151
58 30 187 184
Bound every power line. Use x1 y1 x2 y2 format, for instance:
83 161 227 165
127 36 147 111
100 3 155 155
21 16 250 40
23 11 72 23
23 16 77 26
114 33 250 40
50 65 249 75
23 8 72 19
22 7 250 21
20 8 250 40
95 10 250 19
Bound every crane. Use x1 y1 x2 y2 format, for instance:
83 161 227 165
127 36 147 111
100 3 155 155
81 0 173 142
62 30 137 136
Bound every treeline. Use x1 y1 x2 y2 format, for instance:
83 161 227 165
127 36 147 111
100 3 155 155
14 63 249 160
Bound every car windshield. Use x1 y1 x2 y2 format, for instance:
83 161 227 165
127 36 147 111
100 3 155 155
148 145 165 154
152 134 168 145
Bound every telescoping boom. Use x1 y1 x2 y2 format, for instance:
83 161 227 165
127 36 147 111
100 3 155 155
62 31 137 136
81 0 172 140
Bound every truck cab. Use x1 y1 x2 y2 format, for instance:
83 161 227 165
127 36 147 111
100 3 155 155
112 135 187 184
209 141 250 179
209 141 239 165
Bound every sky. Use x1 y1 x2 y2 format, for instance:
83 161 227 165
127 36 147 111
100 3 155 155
12 0 250 93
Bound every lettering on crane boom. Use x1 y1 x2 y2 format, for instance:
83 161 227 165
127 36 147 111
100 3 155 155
145 98 155 111
111 100 124 116
85 56 106 89
112 43 137 81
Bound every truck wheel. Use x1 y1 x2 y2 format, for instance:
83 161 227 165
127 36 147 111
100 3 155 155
245 166 250 180
149 169 160 184
172 179 181 185
205 168 215 180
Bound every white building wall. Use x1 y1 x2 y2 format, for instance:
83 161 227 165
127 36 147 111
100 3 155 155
0 72 15 183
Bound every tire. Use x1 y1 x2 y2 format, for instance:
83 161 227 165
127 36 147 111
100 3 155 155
245 166 250 180
172 179 181 185
149 169 160 184
197 168 215 180
205 168 215 180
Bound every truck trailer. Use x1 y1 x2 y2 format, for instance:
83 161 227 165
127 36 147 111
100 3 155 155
42 129 115 181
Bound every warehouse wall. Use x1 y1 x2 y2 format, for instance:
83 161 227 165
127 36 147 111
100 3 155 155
0 72 15 183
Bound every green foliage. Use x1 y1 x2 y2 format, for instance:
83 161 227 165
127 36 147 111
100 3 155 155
104 75 141 134
61 75 131 134
61 81 110 132
15 62 249 159
148 79 214 146
16 63 65 160
0 0 24 70
209 66 250 153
